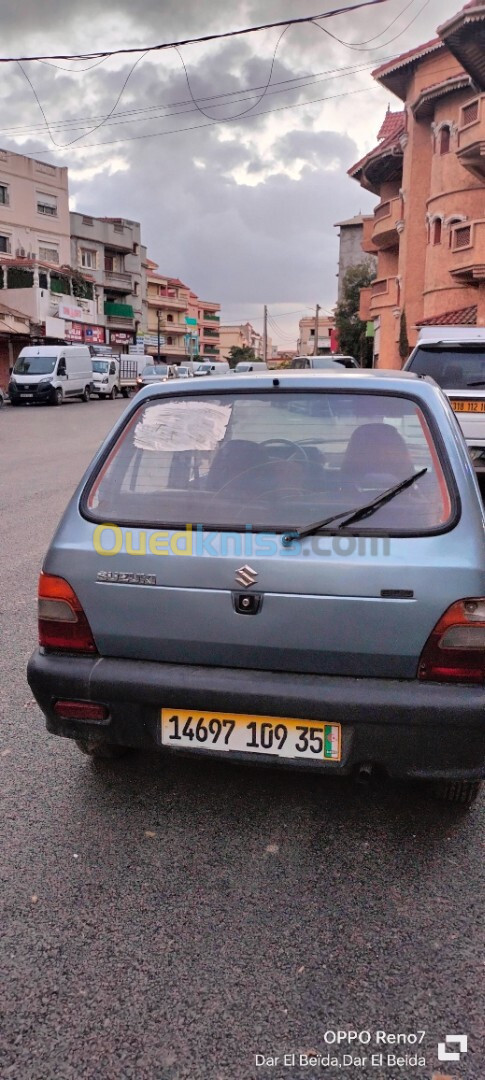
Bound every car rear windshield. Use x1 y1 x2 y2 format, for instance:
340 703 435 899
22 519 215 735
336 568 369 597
408 347 485 389
14 355 57 375
84 391 453 533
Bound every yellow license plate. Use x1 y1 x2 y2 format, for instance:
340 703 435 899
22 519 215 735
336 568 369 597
450 399 485 413
161 709 341 762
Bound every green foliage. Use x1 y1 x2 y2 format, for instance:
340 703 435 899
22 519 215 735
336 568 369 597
6 266 34 289
227 345 256 369
334 262 376 367
399 309 410 361
72 276 94 300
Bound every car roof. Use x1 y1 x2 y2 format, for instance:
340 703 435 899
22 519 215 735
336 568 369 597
135 368 432 402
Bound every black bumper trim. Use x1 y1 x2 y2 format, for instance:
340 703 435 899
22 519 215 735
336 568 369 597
27 650 485 779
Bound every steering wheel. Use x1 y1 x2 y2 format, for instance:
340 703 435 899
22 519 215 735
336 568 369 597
260 438 309 462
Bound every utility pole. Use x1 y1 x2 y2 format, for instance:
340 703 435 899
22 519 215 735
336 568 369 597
263 304 268 364
313 304 321 356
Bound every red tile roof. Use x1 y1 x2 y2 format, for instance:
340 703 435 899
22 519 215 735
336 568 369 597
377 110 406 140
373 37 442 80
349 114 406 178
417 304 477 326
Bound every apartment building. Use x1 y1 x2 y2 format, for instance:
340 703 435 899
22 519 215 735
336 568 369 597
334 215 376 301
0 149 98 353
219 322 264 359
145 262 220 362
0 148 70 268
297 315 335 355
70 213 143 349
349 0 485 367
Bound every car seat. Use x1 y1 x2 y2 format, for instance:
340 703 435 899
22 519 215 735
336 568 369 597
340 423 415 487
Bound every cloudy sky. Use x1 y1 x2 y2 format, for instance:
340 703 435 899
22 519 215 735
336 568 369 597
1 0 463 348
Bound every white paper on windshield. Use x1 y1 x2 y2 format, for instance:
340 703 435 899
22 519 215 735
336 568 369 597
134 400 232 452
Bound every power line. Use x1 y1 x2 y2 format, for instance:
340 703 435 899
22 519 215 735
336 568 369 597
22 84 382 155
312 0 432 51
0 1 394 63
1 57 397 140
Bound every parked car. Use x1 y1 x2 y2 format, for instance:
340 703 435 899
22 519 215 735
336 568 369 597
9 345 93 406
405 327 485 488
136 363 170 389
91 357 120 399
168 365 191 379
28 370 484 805
194 360 231 376
234 361 268 373
290 355 358 370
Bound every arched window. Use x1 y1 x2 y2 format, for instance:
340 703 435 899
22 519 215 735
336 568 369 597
439 125 451 155
167 313 173 322
167 336 173 345
433 219 442 245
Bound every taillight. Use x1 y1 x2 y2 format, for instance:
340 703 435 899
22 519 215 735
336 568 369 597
418 598 485 684
38 573 97 653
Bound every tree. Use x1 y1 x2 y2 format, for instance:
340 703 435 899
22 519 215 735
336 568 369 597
399 309 410 362
334 262 376 367
227 345 256 369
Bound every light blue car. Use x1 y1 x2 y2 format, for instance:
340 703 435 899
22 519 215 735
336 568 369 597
28 371 485 805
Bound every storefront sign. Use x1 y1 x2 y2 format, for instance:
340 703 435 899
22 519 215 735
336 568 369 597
65 322 84 342
58 301 85 322
110 331 134 344
84 325 105 344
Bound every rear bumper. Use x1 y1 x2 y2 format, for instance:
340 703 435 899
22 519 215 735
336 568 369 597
27 650 485 780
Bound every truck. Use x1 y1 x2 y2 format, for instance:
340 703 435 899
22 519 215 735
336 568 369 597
90 354 147 399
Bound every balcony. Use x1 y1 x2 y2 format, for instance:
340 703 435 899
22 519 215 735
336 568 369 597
362 216 378 255
202 312 220 322
203 346 220 356
367 277 400 313
371 197 403 250
150 294 187 311
449 220 485 283
104 301 134 321
104 269 132 289
457 97 485 180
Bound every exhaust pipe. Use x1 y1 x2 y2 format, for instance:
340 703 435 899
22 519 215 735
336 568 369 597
356 762 375 785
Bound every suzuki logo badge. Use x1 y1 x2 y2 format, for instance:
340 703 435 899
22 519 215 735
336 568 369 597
235 565 258 588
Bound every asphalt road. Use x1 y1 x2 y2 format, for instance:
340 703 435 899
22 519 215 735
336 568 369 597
0 398 483 1080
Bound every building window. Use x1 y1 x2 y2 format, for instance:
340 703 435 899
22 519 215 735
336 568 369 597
133 243 139 254
462 100 479 127
81 248 96 269
453 225 472 250
0 183 9 206
0 234 11 253
167 336 173 345
432 219 442 245
82 215 93 226
104 255 114 272
439 126 450 155
167 314 173 322
36 192 58 216
38 245 59 264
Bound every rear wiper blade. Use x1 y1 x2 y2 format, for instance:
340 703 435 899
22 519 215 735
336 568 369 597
466 380 485 387
282 468 427 544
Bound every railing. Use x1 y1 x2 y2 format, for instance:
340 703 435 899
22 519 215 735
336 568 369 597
374 201 391 221
104 301 134 318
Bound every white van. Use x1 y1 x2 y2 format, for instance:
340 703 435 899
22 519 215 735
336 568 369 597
194 360 230 376
91 356 120 399
9 345 93 406
234 361 268 373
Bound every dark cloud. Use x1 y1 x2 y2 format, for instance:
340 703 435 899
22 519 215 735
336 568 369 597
0 0 460 333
